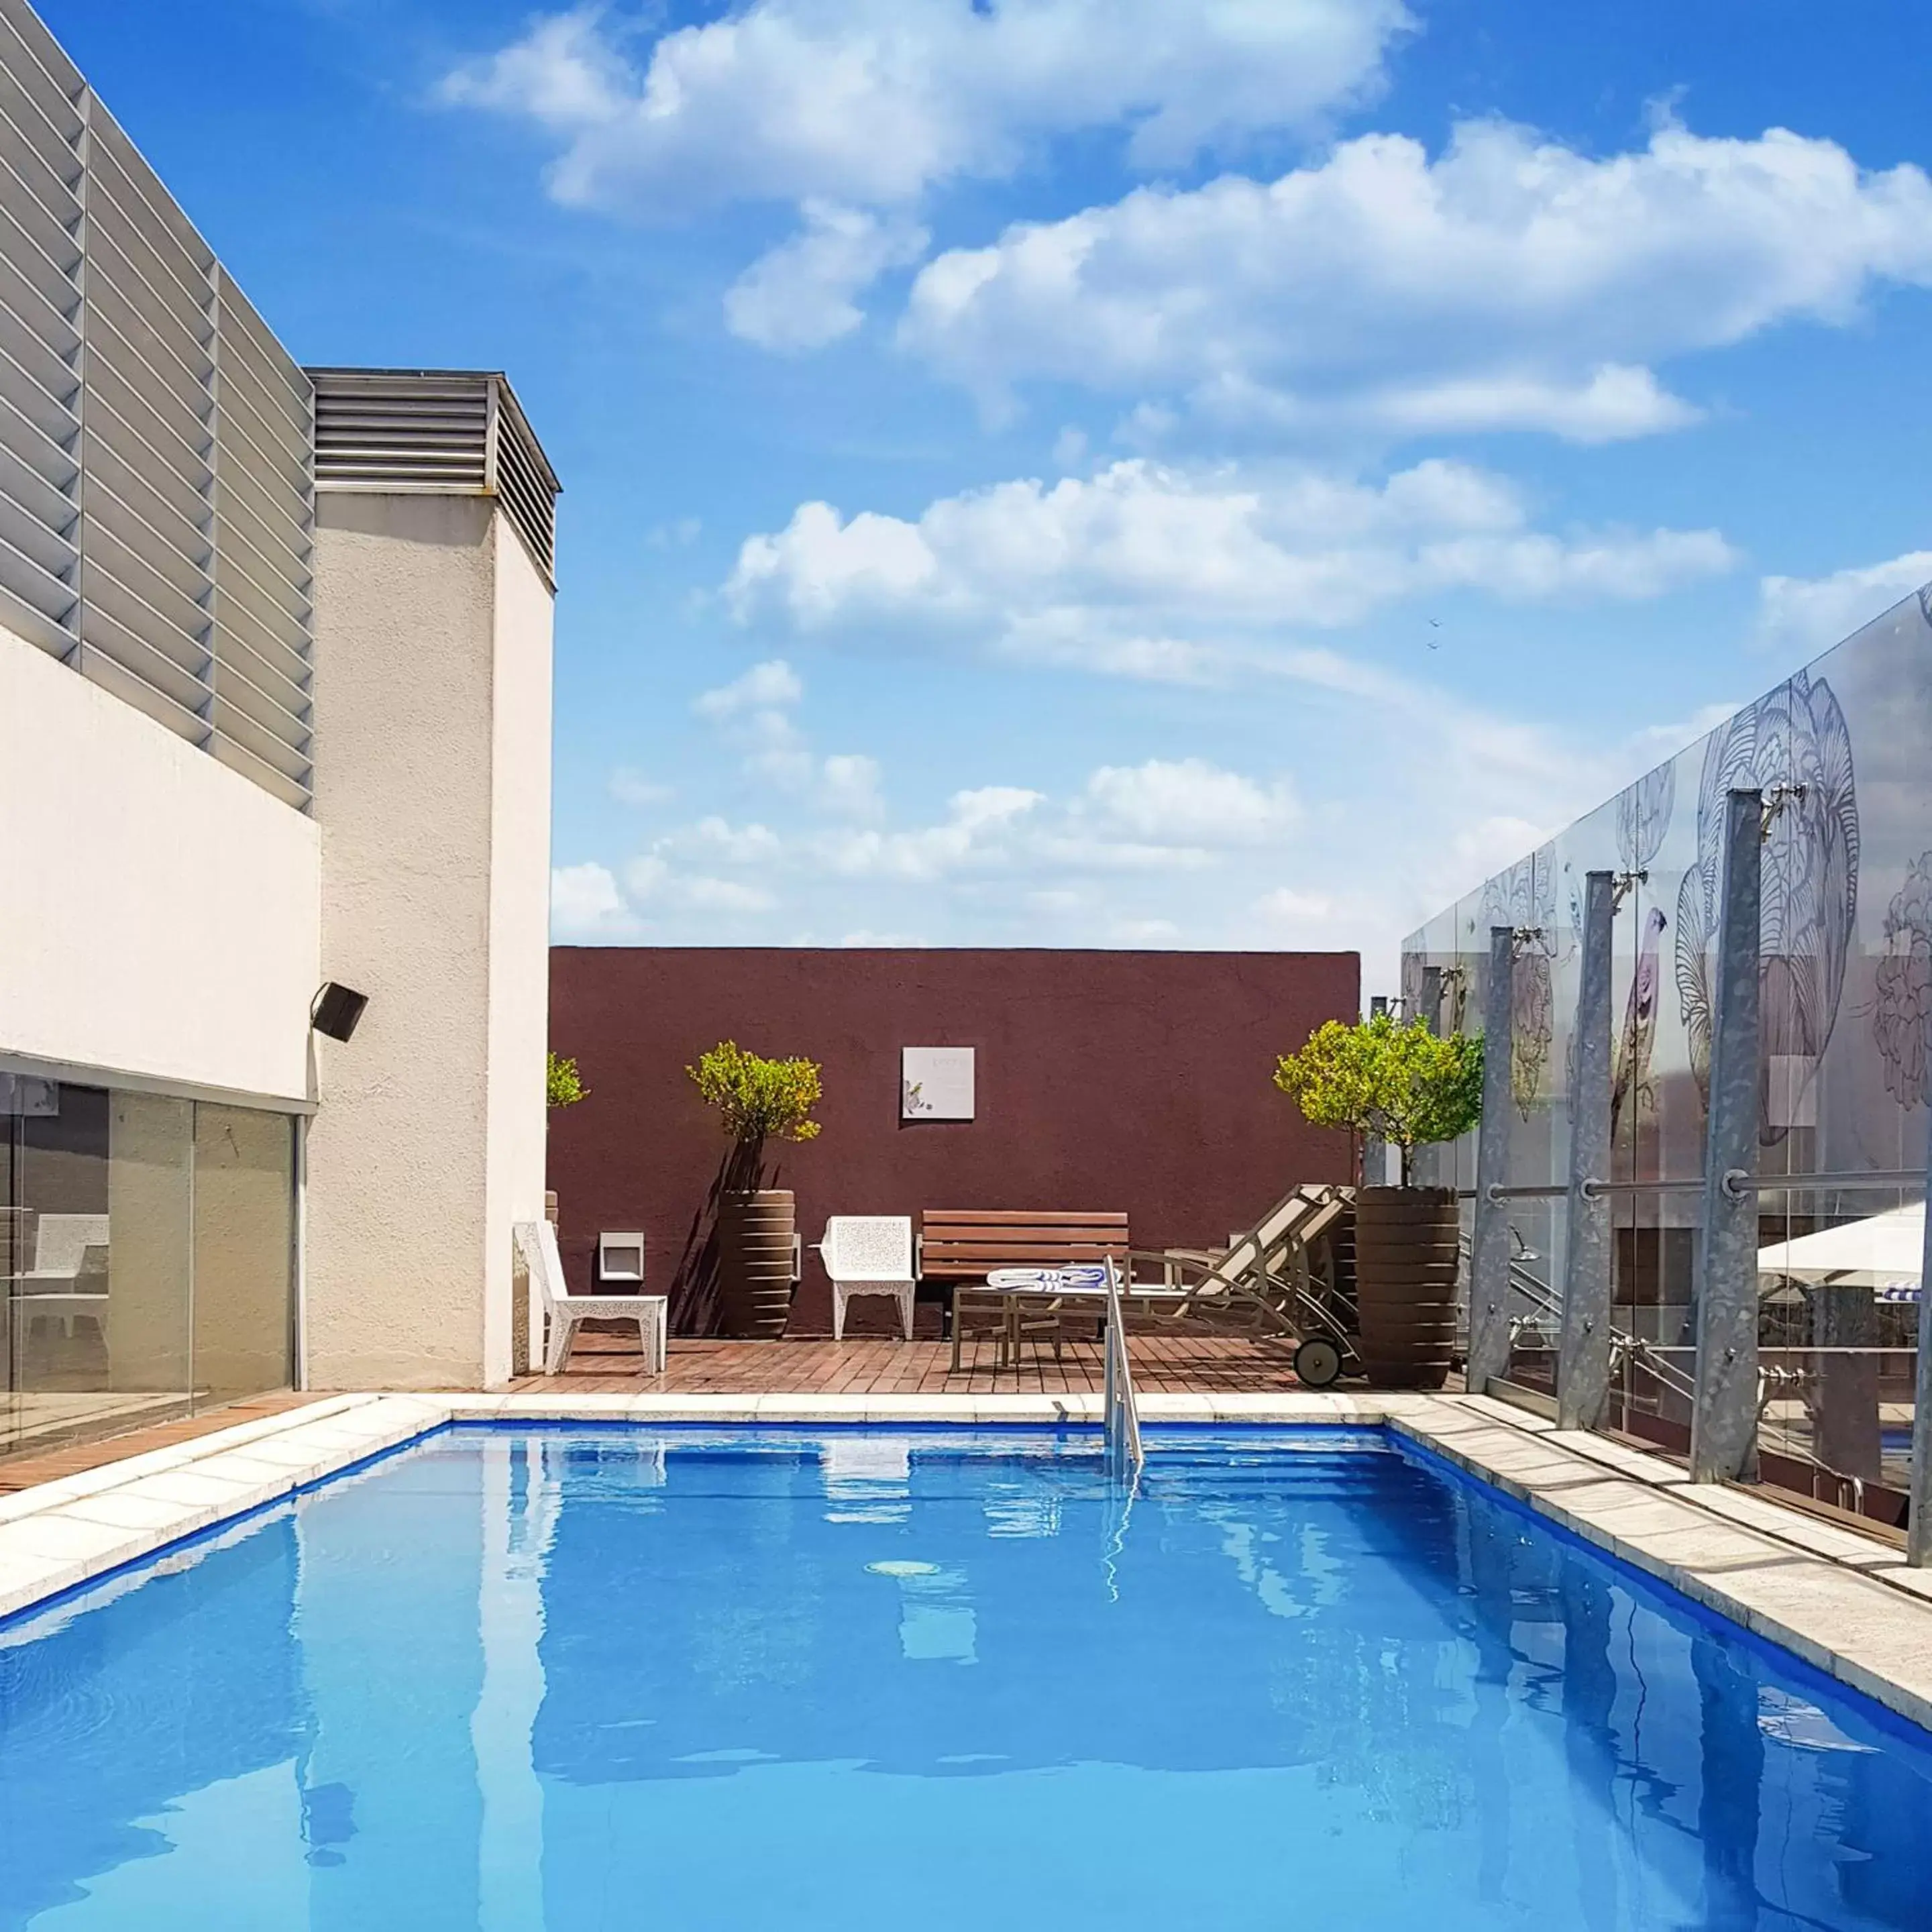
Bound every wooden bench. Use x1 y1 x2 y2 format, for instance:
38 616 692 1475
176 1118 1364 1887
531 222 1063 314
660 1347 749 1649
920 1210 1130 1371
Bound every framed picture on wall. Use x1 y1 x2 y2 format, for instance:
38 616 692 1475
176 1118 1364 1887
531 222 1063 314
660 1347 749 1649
902 1047 975 1120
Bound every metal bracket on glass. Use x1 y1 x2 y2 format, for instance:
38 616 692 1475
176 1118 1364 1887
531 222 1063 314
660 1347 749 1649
1760 782 1807 839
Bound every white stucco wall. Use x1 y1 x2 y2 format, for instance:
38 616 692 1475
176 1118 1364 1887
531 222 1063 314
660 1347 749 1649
303 494 552 1391
482 521 556 1384
0 623 320 1103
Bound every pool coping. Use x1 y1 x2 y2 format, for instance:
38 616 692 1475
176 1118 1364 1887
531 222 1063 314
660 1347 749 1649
0 1389 1929 1733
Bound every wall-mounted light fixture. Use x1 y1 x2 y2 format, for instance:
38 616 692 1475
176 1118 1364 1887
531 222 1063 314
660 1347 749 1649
311 982 370 1043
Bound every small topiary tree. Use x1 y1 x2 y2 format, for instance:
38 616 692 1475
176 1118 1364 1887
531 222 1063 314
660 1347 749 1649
1273 1012 1483 1186
687 1040 823 1144
547 1051 588 1109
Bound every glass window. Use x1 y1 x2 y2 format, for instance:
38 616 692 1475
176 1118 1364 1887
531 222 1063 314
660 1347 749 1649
191 1104 295 1406
1 1080 295 1458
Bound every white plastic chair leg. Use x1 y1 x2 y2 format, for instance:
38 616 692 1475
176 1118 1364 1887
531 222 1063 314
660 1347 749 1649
637 1305 667 1375
896 1285 915 1340
546 1309 576 1375
831 1283 847 1342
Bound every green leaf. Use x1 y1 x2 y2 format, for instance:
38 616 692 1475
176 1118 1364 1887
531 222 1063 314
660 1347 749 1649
1273 1012 1483 1162
546 1051 588 1109
687 1040 824 1144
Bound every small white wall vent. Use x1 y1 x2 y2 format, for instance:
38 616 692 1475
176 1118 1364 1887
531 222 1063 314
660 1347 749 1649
598 1231 645 1283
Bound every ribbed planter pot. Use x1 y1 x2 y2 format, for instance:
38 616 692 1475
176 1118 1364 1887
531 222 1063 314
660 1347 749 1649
1352 1185 1459 1390
718 1188 796 1338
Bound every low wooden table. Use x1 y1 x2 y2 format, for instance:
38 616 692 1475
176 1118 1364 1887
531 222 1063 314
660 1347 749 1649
949 1278 1196 1370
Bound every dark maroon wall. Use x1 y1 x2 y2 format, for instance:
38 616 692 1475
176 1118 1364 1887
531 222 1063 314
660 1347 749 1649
547 947 1359 1334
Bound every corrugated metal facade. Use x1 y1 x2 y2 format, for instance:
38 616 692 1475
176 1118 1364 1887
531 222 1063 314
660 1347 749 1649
0 0 314 809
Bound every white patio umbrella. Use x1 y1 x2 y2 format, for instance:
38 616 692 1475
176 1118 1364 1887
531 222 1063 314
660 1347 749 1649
1757 1203 1925 1301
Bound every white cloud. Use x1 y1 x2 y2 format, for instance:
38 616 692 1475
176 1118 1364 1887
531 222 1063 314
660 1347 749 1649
727 457 1736 666
725 203 928 351
1754 551 1932 661
551 861 638 938
694 658 804 717
689 661 887 814
683 876 778 912
901 119 1932 439
442 1 1409 214
1253 887 1338 925
813 784 1044 881
675 818 787 867
609 765 672 806
646 515 702 549
441 12 629 129
561 682 1734 985
1083 758 1298 844
820 752 885 819
623 851 776 915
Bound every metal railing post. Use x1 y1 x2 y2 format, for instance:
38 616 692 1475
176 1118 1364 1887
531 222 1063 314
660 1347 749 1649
1468 926 1516 1391
1420 965 1444 1033
1690 789 1763 1484
1103 1258 1143 1481
1911 1107 1932 1564
1413 965 1446 1188
1558 871 1615 1430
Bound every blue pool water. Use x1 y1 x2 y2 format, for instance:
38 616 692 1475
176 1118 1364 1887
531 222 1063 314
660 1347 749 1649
1 1426 1929 1931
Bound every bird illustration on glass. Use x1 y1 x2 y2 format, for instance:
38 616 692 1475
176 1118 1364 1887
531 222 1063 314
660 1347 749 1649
1611 905 1669 1140
1482 845 1556 1121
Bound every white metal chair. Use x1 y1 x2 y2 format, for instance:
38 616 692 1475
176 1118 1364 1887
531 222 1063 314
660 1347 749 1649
817 1217 916 1341
515 1220 667 1376
19 1213 110 1340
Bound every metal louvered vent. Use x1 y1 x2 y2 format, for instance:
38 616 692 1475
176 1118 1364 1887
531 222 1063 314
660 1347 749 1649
0 0 314 811
308 369 559 586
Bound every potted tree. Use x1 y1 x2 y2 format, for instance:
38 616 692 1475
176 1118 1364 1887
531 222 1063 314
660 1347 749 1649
544 1049 588 1230
1273 1013 1483 1389
529 1051 591 1375
688 1040 823 1338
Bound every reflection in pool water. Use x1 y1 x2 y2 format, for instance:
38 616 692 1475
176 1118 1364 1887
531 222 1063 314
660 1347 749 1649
0 1426 1927 1930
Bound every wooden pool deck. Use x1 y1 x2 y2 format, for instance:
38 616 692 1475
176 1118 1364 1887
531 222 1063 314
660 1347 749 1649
502 1330 1313 1396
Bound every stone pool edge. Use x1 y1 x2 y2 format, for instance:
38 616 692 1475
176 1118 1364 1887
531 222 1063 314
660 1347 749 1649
0 1388 1928 1734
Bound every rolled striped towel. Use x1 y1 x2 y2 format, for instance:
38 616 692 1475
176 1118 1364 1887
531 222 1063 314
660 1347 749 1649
985 1265 1110 1291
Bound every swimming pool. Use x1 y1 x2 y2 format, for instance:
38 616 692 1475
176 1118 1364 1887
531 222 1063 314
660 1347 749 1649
1 1424 1927 1929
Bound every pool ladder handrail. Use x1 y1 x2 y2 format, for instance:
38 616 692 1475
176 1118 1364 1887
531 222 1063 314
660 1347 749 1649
1103 1255 1145 1480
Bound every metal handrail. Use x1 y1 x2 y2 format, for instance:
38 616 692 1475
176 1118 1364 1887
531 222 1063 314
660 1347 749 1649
1464 1169 1925 1202
1102 1256 1144 1481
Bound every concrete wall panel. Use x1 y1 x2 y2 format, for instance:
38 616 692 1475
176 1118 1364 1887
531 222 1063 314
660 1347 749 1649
0 625 320 1103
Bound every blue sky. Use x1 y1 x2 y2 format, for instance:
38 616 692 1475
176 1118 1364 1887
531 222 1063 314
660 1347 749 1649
39 0 1932 985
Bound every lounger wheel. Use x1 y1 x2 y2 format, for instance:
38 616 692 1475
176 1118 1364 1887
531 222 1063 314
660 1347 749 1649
1293 1336 1344 1389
